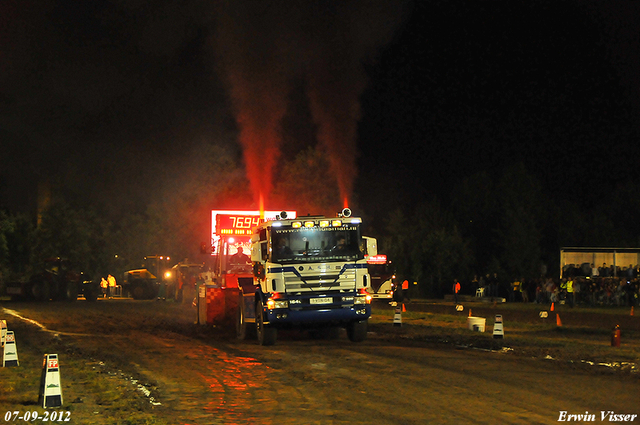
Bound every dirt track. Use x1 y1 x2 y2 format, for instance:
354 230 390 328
1 299 639 424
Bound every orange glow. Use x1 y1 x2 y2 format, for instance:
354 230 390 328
343 197 349 209
259 192 264 220
367 254 387 264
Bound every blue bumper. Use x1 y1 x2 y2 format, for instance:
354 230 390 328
265 304 371 325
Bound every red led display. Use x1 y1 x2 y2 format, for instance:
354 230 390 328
215 214 263 236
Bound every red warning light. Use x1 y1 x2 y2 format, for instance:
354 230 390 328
367 255 387 264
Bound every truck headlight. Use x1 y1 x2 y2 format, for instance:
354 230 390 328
354 295 370 305
267 299 289 309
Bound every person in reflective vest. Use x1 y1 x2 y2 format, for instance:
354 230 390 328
107 274 116 299
100 278 108 298
453 279 461 303
566 278 574 307
402 280 409 301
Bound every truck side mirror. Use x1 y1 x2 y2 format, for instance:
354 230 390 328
364 237 378 256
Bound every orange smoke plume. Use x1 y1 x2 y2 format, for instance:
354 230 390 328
214 1 408 209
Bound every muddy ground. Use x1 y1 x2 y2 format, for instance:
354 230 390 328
1 298 639 425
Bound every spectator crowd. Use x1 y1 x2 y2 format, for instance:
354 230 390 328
470 263 640 308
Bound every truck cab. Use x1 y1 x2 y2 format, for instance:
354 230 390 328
237 209 373 345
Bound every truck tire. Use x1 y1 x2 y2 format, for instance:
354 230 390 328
130 281 146 300
64 281 79 302
256 299 277 346
236 297 249 340
83 285 98 302
31 281 51 301
144 282 160 299
182 284 195 305
347 319 368 342
166 283 175 301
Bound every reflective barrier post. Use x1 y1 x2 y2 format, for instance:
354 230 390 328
39 354 63 408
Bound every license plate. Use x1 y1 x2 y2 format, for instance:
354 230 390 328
310 297 333 305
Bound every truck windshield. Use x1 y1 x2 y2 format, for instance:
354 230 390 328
272 226 363 263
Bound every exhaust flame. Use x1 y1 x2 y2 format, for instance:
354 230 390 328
259 192 264 219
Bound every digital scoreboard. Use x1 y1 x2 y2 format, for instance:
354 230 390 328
216 214 263 236
211 210 297 237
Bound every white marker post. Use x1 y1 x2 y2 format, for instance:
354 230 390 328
39 354 63 408
493 314 504 339
393 307 402 327
2 330 19 366
0 320 6 346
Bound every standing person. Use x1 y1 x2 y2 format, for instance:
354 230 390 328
510 279 520 302
566 277 574 307
520 278 529 303
560 278 568 303
453 279 461 303
107 274 116 299
488 273 499 300
402 279 409 302
573 278 581 306
100 277 108 298
230 247 250 266
471 275 479 294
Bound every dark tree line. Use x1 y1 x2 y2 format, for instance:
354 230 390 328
3 151 640 301
0 143 343 286
379 162 640 298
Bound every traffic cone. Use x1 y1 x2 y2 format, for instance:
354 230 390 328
2 330 19 367
550 302 554 312
556 313 562 327
402 303 406 313
39 354 63 408
0 320 6 347
468 309 472 317
393 307 402 327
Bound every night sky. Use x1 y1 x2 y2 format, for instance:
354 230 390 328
2 1 640 229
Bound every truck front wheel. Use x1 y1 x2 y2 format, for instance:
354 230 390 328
347 319 368 342
256 299 277 346
236 297 250 340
